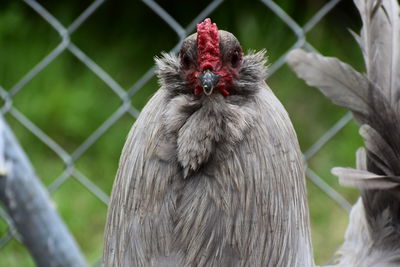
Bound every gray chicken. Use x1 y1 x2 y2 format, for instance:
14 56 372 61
103 18 314 267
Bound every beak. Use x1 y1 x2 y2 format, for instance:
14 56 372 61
198 69 220 95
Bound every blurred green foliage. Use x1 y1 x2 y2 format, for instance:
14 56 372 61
0 0 364 266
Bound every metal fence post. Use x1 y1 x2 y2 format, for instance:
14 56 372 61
0 115 87 267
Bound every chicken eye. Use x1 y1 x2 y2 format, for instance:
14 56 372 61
181 54 191 69
230 50 241 67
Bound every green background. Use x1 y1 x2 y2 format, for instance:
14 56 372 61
0 0 364 266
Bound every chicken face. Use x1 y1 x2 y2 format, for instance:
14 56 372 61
179 19 243 96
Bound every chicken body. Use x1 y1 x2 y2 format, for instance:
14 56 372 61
103 20 313 267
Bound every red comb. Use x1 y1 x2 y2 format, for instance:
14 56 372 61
197 18 220 72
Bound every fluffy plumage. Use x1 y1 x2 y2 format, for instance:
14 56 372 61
103 21 313 266
288 0 400 266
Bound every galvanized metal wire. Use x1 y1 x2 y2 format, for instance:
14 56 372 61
0 0 353 264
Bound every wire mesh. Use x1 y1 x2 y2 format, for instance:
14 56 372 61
0 0 355 264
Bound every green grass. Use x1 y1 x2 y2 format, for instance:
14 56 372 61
0 1 363 266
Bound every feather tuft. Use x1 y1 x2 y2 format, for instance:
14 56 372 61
287 49 374 122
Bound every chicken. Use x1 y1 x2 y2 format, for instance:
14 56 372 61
103 18 314 267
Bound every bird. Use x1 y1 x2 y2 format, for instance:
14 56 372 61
103 18 314 267
288 0 400 266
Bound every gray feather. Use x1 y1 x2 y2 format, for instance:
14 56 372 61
360 124 400 175
287 49 373 122
332 167 400 189
288 1 400 266
329 199 400 267
354 0 400 103
356 147 367 170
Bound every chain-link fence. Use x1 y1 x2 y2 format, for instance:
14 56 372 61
0 0 359 265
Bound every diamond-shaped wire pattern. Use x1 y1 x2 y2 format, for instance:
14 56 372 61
0 0 355 264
